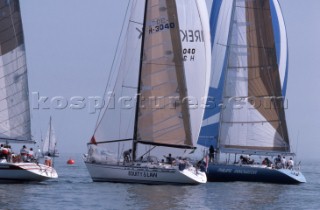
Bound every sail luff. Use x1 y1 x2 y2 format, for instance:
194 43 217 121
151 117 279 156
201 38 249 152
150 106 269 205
0 0 32 142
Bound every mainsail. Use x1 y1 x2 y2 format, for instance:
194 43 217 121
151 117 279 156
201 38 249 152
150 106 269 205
199 0 290 154
136 0 193 148
0 0 32 142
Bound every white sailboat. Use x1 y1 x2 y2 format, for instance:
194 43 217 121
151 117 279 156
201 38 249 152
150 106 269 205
42 117 59 157
84 0 211 184
199 0 306 184
0 0 58 182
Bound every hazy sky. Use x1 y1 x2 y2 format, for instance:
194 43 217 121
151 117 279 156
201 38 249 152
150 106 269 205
19 0 320 160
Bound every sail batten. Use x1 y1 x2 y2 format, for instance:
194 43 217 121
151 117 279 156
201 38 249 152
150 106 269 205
222 120 283 123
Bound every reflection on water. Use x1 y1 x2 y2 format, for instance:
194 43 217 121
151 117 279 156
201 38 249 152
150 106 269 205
126 185 209 210
203 183 300 209
0 155 319 210
0 185 26 208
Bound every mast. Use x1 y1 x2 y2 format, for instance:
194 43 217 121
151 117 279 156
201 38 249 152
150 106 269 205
48 116 52 154
132 0 148 161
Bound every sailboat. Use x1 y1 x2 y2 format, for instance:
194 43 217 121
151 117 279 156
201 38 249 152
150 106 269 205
84 0 211 184
42 117 59 157
198 0 306 184
0 0 58 182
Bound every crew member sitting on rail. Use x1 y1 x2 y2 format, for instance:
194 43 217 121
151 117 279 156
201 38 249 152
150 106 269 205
287 157 294 169
262 157 272 167
274 155 282 169
0 144 9 162
27 148 35 162
44 153 52 167
20 145 28 162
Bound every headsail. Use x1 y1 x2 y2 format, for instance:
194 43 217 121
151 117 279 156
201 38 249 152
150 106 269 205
199 0 289 153
220 0 289 153
0 0 32 143
93 0 145 143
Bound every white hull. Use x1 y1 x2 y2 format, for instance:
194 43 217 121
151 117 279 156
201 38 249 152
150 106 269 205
0 162 58 183
85 161 207 185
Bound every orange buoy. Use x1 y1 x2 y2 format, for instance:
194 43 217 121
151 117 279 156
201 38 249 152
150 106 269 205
67 159 75 165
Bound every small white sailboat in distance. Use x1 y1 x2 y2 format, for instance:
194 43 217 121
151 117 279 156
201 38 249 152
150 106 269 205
42 116 59 157
0 0 57 182
84 0 211 184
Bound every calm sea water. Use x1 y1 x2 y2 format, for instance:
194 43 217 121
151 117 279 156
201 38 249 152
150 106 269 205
0 154 319 210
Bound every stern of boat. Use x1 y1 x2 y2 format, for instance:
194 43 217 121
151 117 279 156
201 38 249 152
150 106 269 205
278 169 306 183
178 165 207 184
0 163 58 182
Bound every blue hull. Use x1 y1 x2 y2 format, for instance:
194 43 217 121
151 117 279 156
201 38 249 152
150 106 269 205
206 164 306 184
